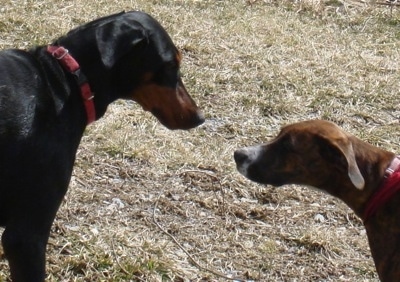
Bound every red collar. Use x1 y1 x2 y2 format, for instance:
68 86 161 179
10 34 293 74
363 156 400 222
46 46 96 124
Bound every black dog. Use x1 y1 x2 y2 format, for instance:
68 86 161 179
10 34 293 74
0 11 204 281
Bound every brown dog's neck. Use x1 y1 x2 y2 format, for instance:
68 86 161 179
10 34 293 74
364 210 400 281
332 135 395 218
321 137 400 281
363 187 400 282
339 136 400 281
355 141 396 215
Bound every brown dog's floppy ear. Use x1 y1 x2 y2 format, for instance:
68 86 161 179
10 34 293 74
319 137 365 190
95 19 148 68
338 141 365 190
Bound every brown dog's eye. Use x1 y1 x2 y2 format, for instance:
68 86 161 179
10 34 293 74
279 136 293 151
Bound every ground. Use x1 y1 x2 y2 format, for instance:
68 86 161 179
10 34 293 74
0 0 399 281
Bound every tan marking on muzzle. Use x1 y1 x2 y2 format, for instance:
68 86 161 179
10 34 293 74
131 80 204 130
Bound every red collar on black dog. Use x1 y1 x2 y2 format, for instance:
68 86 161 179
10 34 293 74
46 46 96 124
363 156 400 222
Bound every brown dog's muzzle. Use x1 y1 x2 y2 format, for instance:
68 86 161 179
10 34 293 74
132 78 204 130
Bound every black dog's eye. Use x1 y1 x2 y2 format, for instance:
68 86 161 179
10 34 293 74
164 61 178 72
153 62 179 87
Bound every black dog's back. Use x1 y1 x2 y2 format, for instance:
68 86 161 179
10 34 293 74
0 50 47 137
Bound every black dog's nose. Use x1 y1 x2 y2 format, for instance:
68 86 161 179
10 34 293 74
234 149 248 164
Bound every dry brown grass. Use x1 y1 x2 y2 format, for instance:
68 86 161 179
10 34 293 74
1 0 400 281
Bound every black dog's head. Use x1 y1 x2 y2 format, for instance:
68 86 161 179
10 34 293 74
59 11 204 130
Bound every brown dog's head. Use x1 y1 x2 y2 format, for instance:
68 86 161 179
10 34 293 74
234 120 365 192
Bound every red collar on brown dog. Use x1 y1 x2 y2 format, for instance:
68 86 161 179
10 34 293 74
363 156 400 222
47 45 96 124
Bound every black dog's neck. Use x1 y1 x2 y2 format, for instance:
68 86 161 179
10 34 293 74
43 41 114 123
46 45 96 124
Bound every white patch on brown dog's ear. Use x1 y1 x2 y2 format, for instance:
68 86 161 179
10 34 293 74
340 141 365 190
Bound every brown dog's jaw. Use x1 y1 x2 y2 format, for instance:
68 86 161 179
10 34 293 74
234 146 265 181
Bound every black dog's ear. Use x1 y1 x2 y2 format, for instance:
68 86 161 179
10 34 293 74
95 19 148 68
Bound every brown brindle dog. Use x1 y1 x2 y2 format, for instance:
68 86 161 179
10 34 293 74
234 119 400 281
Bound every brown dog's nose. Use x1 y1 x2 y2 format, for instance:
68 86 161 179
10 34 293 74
234 149 248 164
